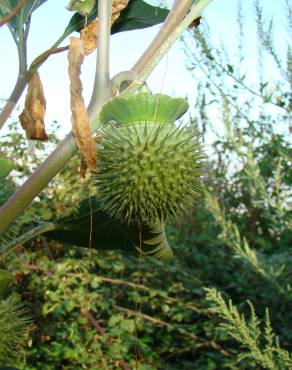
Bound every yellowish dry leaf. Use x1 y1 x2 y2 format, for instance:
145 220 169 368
68 37 96 172
81 18 98 55
81 0 129 55
19 71 48 141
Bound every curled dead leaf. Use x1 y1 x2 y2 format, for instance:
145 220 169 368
68 37 96 172
81 0 129 55
19 71 48 141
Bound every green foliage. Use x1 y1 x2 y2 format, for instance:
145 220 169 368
0 159 13 180
0 293 30 368
205 288 292 369
0 1 291 369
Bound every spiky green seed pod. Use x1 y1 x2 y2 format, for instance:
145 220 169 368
95 93 203 224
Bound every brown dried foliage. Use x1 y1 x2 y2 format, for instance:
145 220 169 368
81 0 129 55
68 37 96 173
19 71 48 141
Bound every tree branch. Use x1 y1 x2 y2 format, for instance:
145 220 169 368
0 0 26 27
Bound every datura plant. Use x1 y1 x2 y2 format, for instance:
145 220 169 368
94 93 203 224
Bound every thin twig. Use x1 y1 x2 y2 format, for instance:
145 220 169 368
0 0 26 27
96 275 208 316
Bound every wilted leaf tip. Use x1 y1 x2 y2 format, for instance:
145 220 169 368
19 71 48 141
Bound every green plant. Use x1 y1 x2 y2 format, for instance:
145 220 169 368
0 0 211 236
205 288 292 370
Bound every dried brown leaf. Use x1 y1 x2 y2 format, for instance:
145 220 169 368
81 18 98 55
68 37 96 172
80 0 129 55
19 71 48 141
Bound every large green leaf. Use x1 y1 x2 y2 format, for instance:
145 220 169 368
1 197 173 260
111 0 169 34
44 197 173 259
62 0 169 40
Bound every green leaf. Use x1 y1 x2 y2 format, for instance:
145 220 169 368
0 269 12 297
43 197 173 260
100 93 189 125
62 0 169 40
111 0 169 34
0 159 13 180
120 319 135 333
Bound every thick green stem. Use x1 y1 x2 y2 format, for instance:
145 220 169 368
0 0 213 236
88 0 114 120
0 15 28 130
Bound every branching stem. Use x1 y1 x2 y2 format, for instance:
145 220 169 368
0 0 213 236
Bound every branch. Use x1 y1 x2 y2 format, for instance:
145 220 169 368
0 0 213 235
0 0 26 27
83 310 131 370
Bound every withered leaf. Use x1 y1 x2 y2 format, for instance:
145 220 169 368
81 18 98 55
68 36 96 172
19 71 48 141
81 0 129 55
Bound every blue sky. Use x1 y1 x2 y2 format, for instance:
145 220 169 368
0 0 288 135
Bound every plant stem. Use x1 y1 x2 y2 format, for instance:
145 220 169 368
0 0 114 235
0 12 28 130
126 0 213 93
88 0 114 121
0 0 213 236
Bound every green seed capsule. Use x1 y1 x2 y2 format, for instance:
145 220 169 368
94 93 204 224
